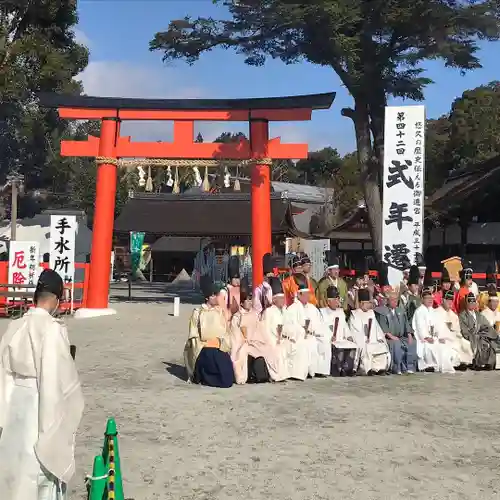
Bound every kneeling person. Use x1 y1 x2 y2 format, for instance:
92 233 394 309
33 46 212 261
260 277 293 381
459 292 500 370
375 291 416 374
230 277 272 384
319 286 358 376
184 275 234 387
348 288 391 375
283 274 321 379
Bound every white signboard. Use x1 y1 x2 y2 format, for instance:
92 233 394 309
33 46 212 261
301 239 331 282
8 241 40 290
49 215 77 286
382 105 426 286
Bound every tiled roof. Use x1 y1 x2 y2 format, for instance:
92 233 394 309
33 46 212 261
271 182 334 203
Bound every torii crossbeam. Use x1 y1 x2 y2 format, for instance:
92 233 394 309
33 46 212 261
39 92 335 314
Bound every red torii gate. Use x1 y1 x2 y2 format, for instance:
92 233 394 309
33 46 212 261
40 92 335 312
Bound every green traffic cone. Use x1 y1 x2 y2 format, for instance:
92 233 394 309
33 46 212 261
102 418 124 500
88 455 107 500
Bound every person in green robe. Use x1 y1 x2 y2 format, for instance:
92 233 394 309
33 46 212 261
399 264 421 324
316 250 348 309
300 253 318 292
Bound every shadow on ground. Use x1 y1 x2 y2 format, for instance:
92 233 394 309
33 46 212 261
162 361 188 381
109 282 203 305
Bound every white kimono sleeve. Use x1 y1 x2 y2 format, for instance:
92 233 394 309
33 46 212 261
348 312 366 346
31 318 84 483
412 307 429 343
283 304 306 341
370 318 387 343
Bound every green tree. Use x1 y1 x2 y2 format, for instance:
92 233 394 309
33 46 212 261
0 0 88 190
214 131 247 143
150 0 500 259
447 81 500 169
423 82 500 194
293 147 343 186
289 147 362 223
425 115 452 193
334 152 363 219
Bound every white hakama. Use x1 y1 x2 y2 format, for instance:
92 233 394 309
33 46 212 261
282 300 319 380
319 307 359 375
260 305 291 382
0 308 84 500
348 309 391 374
434 306 473 366
412 305 457 373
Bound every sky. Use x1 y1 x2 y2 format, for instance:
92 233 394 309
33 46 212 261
75 0 500 155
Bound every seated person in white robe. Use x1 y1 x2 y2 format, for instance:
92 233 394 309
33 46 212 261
0 269 84 500
481 292 500 328
434 289 473 368
319 285 358 376
260 277 292 382
282 273 320 380
348 288 391 375
412 287 457 373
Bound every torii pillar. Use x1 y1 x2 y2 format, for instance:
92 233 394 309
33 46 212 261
39 92 335 316
250 119 272 285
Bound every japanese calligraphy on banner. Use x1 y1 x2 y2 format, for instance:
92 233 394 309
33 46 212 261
301 239 331 282
50 215 77 285
8 241 40 288
382 105 426 286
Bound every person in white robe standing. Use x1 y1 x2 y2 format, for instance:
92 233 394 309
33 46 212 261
348 288 391 375
319 286 359 376
434 289 473 368
282 273 320 380
260 277 291 381
412 287 456 373
0 269 84 500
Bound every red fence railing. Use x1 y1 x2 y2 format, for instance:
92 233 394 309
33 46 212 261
0 262 90 313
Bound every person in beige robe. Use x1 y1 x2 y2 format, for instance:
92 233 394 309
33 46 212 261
434 289 473 368
230 277 277 384
219 255 241 320
0 269 84 500
184 275 233 387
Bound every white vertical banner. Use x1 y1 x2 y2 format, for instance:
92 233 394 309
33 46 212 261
8 241 40 291
302 239 330 282
110 251 115 283
382 105 426 286
50 215 77 309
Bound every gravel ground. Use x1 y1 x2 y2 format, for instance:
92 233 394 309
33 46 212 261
62 283 500 500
